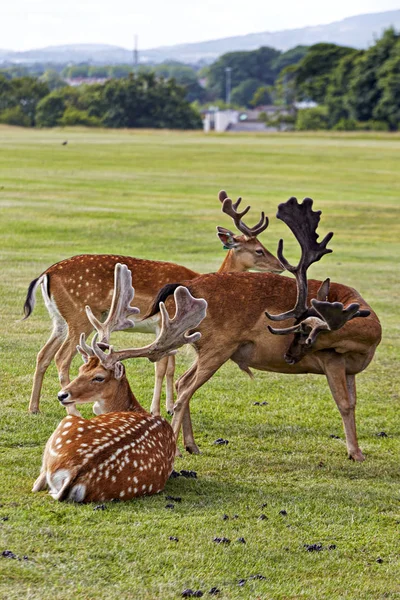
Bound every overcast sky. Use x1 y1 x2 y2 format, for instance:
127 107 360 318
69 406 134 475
2 0 400 51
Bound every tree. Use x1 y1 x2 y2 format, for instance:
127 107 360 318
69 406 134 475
206 46 280 99
59 107 100 126
373 36 400 129
295 106 329 130
88 66 109 78
231 78 264 107
293 43 358 103
40 69 66 91
35 92 66 127
62 65 90 79
346 28 399 122
0 105 31 126
272 46 308 73
250 85 273 107
0 76 49 125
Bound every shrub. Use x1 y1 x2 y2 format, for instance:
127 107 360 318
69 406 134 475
59 107 100 127
0 105 31 126
332 117 358 130
357 120 390 131
295 106 329 130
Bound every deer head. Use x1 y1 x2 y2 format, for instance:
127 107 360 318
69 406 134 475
57 263 208 414
265 197 370 363
217 190 283 273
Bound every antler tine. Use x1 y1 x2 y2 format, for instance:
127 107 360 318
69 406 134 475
221 196 269 238
85 263 140 343
266 197 333 323
311 299 370 331
91 287 208 370
266 297 371 364
76 332 95 360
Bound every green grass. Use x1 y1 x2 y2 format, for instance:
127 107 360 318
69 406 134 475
0 126 399 599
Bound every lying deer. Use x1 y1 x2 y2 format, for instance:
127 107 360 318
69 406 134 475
32 263 207 502
146 196 382 461
24 192 282 416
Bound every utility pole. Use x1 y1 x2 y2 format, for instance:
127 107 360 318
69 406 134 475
133 35 139 70
225 67 232 107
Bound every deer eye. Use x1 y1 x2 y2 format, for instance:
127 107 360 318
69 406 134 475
255 249 264 256
92 376 105 383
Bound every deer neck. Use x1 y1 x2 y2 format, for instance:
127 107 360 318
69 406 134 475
93 377 146 415
217 250 246 273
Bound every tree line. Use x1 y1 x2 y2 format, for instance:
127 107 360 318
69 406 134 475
0 72 202 129
0 28 399 131
281 28 400 131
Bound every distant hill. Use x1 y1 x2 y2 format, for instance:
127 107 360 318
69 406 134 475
1 10 400 65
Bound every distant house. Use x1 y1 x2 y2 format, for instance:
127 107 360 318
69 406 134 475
65 77 110 87
203 106 294 132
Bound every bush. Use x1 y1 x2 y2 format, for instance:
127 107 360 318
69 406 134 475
59 107 100 127
357 120 390 131
0 105 31 126
332 117 358 130
35 94 66 127
295 106 329 130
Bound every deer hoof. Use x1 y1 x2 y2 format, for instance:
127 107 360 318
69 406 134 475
29 409 40 414
175 447 183 458
349 449 365 462
167 409 174 416
185 443 201 455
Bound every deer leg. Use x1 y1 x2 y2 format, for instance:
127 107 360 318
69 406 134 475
150 356 168 416
181 405 199 454
55 324 92 417
165 354 176 415
32 471 47 492
325 355 364 461
29 320 66 413
345 373 364 461
172 352 230 451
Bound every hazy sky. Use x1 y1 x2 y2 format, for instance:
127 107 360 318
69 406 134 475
2 0 400 51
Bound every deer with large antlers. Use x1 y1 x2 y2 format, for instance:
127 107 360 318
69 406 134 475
24 192 282 417
32 263 207 502
146 197 382 462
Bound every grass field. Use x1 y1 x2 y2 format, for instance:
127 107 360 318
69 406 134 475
0 126 399 599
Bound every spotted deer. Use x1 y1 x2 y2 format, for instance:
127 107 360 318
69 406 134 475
146 197 382 461
32 264 207 502
24 191 282 417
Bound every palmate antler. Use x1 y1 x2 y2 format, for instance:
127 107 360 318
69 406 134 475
77 263 207 370
92 286 207 369
218 190 269 238
265 197 370 363
76 263 140 361
85 263 140 343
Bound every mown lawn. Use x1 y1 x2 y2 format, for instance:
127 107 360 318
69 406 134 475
0 126 399 599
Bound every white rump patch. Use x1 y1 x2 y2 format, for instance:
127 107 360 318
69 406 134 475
48 468 70 495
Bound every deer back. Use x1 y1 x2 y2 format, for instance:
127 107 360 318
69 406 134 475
45 254 200 318
160 272 381 372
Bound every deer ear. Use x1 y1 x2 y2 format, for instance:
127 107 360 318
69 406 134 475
216 227 239 249
114 362 125 380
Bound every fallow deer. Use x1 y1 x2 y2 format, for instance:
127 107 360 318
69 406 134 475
146 196 382 461
32 263 207 502
24 192 282 416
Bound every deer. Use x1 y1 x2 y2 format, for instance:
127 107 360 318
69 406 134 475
23 192 283 417
145 196 382 462
32 263 207 502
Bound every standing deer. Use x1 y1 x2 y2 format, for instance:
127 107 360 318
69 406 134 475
24 192 282 416
146 196 382 461
32 263 207 502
